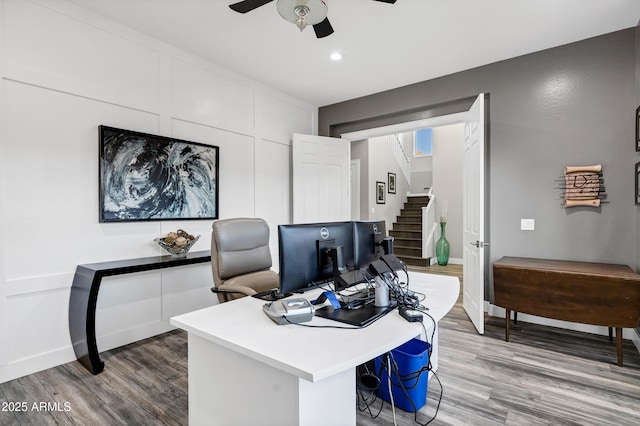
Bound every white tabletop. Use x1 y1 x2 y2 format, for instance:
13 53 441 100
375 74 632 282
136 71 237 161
170 271 459 383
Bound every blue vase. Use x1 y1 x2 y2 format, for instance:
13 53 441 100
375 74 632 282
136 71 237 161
435 222 450 266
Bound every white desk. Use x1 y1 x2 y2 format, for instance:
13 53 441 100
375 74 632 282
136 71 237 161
170 271 459 426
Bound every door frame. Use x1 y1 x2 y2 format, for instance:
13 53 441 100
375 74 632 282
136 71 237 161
340 106 488 323
341 113 468 142
350 159 361 220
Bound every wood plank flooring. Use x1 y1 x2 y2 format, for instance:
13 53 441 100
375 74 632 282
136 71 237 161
1 264 639 425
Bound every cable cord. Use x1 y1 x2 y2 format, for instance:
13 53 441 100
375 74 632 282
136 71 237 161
292 263 445 424
387 356 398 426
285 316 376 329
356 363 384 418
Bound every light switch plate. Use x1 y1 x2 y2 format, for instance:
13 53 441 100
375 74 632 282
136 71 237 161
521 219 535 231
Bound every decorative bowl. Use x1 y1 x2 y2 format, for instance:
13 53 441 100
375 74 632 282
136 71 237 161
155 233 200 258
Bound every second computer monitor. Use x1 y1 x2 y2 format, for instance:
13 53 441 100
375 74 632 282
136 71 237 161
353 220 387 269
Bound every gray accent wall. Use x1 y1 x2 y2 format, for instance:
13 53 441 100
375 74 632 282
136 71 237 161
320 28 638 302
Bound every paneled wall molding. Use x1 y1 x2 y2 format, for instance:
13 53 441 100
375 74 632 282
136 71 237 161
6 273 74 297
261 136 293 148
3 62 162 115
170 116 258 145
0 0 316 384
0 0 9 369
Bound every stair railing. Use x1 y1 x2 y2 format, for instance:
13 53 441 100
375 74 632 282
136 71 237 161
388 134 411 183
422 187 436 259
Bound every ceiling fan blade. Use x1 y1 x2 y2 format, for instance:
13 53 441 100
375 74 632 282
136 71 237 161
313 17 334 38
229 0 274 13
373 0 397 3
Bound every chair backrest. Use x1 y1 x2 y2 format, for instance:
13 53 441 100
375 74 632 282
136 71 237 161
211 218 273 289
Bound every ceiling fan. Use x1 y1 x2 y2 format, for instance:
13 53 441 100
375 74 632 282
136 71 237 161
229 0 397 38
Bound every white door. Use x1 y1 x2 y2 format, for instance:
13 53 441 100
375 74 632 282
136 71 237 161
292 134 350 223
462 94 486 334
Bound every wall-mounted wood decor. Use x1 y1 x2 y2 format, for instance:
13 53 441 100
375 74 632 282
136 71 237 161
561 164 606 208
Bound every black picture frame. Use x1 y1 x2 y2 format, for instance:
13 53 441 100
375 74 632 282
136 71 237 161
636 162 640 206
99 125 219 222
376 181 386 204
388 172 396 194
636 106 640 152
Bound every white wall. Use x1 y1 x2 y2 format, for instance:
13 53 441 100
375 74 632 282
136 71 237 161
0 0 316 383
432 124 464 260
410 156 433 194
367 136 410 232
351 139 369 220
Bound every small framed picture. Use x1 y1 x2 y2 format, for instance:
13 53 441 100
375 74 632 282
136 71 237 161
376 181 386 204
636 106 640 151
388 172 396 194
635 162 640 205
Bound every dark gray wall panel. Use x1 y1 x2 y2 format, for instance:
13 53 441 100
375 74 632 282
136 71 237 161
320 29 637 302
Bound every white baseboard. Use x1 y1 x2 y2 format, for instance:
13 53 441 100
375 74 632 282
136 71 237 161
0 346 76 384
0 321 175 384
632 329 640 353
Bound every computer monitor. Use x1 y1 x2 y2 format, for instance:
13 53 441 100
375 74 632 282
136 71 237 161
278 222 355 294
353 220 387 268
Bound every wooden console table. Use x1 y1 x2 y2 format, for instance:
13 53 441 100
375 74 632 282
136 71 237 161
493 256 640 366
68 250 211 375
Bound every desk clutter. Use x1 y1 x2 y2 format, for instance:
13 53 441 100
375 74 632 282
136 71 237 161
263 298 314 324
258 254 427 327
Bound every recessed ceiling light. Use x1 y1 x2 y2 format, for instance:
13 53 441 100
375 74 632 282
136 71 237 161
330 52 343 61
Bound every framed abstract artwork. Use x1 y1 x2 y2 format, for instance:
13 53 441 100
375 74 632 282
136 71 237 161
99 126 219 222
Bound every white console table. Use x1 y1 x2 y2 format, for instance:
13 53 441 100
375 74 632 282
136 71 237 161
170 271 459 426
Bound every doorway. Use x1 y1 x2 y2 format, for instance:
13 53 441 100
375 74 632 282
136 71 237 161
350 159 361 220
340 93 486 334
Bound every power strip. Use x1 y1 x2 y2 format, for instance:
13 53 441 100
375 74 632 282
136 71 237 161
399 308 423 322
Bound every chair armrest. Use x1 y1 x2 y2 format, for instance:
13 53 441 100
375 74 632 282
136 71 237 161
212 285 259 297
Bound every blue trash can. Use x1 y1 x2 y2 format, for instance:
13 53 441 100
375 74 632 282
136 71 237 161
375 338 430 412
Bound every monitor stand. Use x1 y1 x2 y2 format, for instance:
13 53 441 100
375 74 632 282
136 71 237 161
252 289 293 301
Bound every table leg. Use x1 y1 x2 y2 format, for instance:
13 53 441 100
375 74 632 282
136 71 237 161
505 309 511 342
615 327 623 367
69 266 104 375
608 327 613 342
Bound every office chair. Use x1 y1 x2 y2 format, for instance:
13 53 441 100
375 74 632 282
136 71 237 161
210 217 280 303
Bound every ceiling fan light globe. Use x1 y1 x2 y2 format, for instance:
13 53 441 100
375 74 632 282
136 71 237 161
277 0 327 26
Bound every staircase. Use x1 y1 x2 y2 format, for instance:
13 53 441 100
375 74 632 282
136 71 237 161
389 195 431 267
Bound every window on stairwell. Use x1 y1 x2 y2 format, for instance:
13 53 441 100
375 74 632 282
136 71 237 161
414 128 433 157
